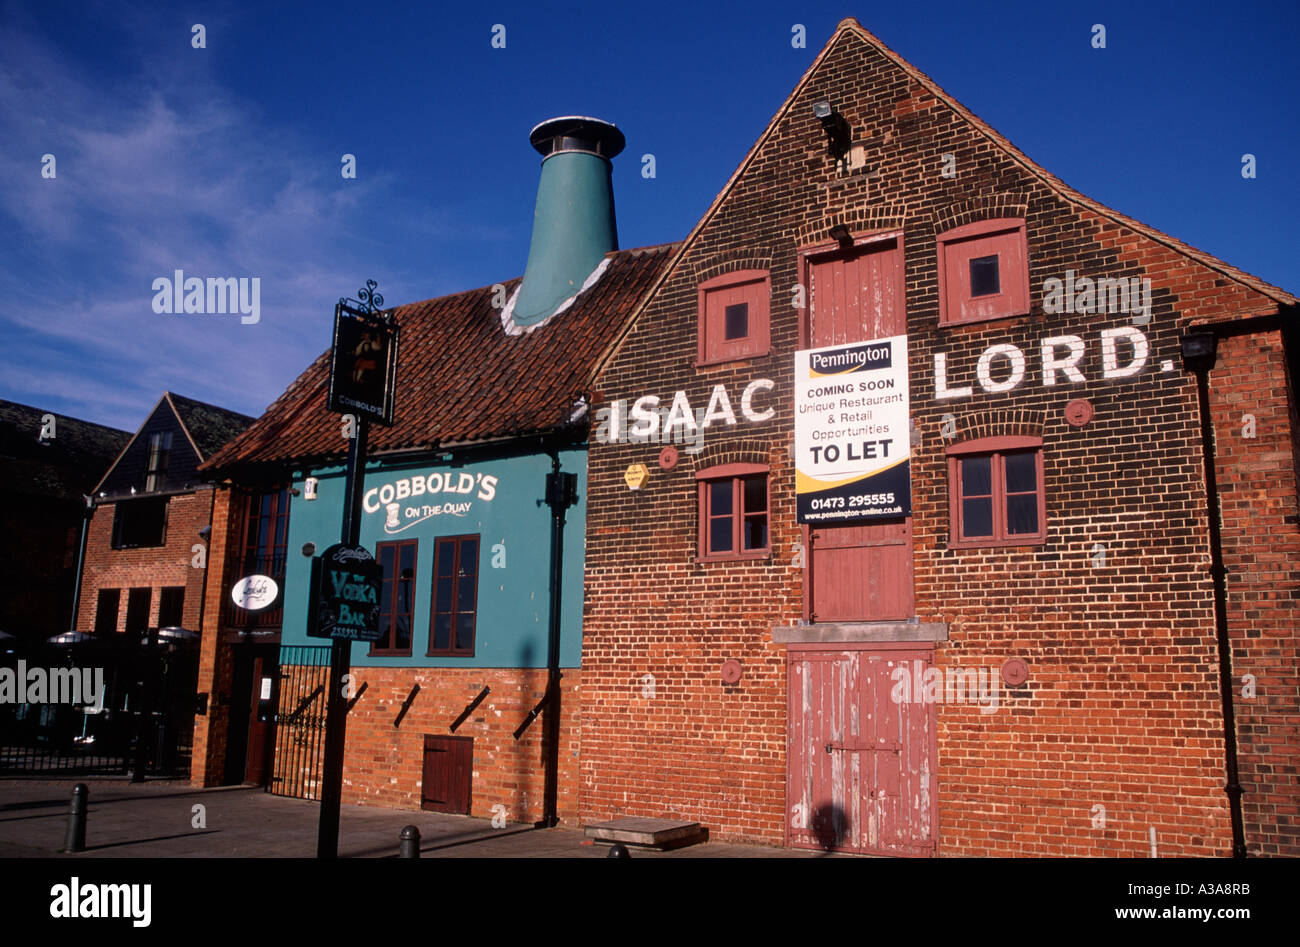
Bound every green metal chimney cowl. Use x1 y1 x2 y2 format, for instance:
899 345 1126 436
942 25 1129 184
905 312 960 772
510 116 626 328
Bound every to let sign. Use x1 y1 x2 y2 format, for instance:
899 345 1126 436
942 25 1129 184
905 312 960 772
794 335 912 523
309 543 383 641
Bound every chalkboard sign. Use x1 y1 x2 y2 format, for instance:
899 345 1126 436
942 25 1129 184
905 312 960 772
307 543 383 641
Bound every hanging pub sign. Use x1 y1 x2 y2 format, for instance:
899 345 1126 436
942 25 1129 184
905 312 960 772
326 282 398 426
307 543 383 641
794 335 912 523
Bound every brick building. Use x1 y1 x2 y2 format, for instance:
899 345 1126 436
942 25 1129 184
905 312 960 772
578 19 1298 856
71 391 251 772
0 399 129 650
193 119 673 824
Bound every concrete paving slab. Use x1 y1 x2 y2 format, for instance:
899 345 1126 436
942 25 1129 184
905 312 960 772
0 779 837 858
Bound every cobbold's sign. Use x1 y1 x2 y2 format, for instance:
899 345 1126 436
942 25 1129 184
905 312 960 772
362 470 500 534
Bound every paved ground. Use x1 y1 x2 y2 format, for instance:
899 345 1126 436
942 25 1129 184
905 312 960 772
0 778 831 858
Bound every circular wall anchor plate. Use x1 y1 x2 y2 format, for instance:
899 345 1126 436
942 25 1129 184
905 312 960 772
721 659 742 685
1002 658 1029 687
658 446 679 470
1064 399 1094 427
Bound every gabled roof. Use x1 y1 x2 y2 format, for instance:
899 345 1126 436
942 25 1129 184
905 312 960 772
92 391 254 496
594 18 1295 378
0 399 131 502
166 392 255 460
202 242 678 474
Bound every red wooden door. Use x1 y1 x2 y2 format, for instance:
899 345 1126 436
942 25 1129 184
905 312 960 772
805 237 913 622
788 651 861 851
808 236 905 346
787 648 936 856
809 521 913 622
243 654 279 786
421 735 473 814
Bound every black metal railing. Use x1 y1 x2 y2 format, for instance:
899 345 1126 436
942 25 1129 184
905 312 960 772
267 646 331 800
0 637 196 779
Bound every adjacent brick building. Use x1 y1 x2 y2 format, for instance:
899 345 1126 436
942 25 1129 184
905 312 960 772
72 391 251 772
0 399 129 650
578 19 1298 856
194 118 675 825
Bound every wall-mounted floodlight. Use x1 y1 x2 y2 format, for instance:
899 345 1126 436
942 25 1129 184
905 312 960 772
812 100 850 158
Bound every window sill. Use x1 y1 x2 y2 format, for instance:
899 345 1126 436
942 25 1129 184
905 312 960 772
948 535 1046 550
425 651 476 659
694 550 771 564
695 348 770 369
939 307 1030 329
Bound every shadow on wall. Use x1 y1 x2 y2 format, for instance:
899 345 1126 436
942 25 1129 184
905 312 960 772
514 639 535 826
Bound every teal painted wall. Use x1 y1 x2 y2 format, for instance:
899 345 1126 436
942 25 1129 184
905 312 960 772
280 448 586 668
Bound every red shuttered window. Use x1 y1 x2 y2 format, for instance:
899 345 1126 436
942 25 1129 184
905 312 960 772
697 270 771 365
936 218 1030 326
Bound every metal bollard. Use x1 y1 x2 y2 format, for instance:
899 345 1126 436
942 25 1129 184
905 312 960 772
399 824 421 858
63 783 88 853
607 842 630 858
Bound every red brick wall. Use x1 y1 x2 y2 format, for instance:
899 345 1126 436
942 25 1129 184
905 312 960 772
1210 329 1300 856
192 486 237 786
76 489 212 633
579 26 1295 855
339 666 582 825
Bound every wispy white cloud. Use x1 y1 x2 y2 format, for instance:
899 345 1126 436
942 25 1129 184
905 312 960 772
0 5 431 431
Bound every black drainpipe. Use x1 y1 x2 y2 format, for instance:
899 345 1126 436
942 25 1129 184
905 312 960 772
1181 329 1247 858
539 447 579 828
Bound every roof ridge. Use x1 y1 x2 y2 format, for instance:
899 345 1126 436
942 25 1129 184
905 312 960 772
592 19 1293 384
836 19 1296 307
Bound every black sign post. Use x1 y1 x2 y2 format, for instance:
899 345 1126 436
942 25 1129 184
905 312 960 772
316 280 397 860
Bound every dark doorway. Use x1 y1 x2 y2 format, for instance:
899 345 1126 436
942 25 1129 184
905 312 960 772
224 642 280 785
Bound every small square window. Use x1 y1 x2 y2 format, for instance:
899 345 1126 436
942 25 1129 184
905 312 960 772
968 255 1000 297
724 303 748 341
698 270 770 365
111 497 169 548
937 219 1029 325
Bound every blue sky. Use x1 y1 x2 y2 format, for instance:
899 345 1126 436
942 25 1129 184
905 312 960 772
1 0 1296 432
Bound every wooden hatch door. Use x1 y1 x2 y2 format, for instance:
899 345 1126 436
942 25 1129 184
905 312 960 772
421 735 473 814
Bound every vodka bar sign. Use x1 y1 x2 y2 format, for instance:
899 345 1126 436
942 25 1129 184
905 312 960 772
307 543 383 641
795 336 911 523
